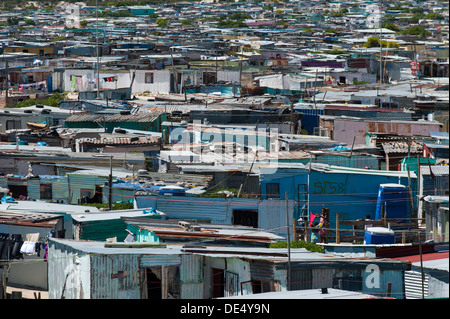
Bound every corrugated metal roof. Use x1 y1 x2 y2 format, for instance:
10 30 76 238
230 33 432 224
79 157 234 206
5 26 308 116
77 136 160 145
65 112 161 123
0 210 62 228
382 141 423 154
49 238 183 255
135 224 282 243
420 165 449 176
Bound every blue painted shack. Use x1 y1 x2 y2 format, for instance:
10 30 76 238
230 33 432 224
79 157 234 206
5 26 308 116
259 164 417 231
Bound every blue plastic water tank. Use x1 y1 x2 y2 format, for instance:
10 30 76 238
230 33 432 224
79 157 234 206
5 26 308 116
364 227 395 245
375 184 409 220
158 186 186 196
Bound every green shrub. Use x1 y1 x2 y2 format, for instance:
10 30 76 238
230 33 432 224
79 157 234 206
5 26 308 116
270 240 324 253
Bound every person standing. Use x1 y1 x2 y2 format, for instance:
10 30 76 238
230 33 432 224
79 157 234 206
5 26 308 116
318 208 330 244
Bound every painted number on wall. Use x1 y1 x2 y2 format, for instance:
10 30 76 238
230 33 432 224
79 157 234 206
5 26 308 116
313 181 344 194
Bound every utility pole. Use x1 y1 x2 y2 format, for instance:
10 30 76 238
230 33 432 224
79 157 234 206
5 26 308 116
379 0 383 84
418 232 425 299
96 0 100 99
4 58 8 101
108 155 113 210
239 58 243 96
285 192 291 291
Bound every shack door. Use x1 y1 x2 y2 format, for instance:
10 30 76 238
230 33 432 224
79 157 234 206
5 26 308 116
211 268 225 298
146 268 161 299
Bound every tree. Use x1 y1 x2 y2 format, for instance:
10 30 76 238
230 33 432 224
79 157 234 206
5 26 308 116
363 37 399 48
401 25 431 38
425 12 444 20
156 18 169 28
7 17 19 25
180 19 191 26
382 22 400 32
363 36 380 48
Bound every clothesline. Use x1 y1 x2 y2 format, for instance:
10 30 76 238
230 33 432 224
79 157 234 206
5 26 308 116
70 74 119 90
0 231 55 262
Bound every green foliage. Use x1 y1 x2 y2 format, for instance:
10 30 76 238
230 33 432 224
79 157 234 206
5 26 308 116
156 18 169 28
410 12 426 23
9 92 67 108
425 12 444 20
216 12 250 28
199 187 249 198
400 25 431 37
382 22 400 32
330 12 344 17
180 19 192 26
270 241 325 253
363 36 380 48
363 37 399 48
7 17 19 25
326 49 349 55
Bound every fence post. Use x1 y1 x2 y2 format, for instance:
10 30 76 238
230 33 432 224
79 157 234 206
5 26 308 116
336 213 340 244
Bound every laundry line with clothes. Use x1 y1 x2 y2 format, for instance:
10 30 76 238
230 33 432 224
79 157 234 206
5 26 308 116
0 231 56 264
70 74 120 91
18 81 47 93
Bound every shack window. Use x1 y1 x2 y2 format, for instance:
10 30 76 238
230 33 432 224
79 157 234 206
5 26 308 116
266 183 280 199
224 271 239 297
6 120 21 130
40 183 52 200
232 210 258 228
251 280 273 294
145 72 154 84
79 188 94 204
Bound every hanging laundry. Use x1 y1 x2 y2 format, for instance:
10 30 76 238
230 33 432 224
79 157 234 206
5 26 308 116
76 76 82 87
20 233 40 256
0 233 10 264
10 234 23 260
20 241 36 255
43 243 48 261
82 75 89 89
35 242 41 257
